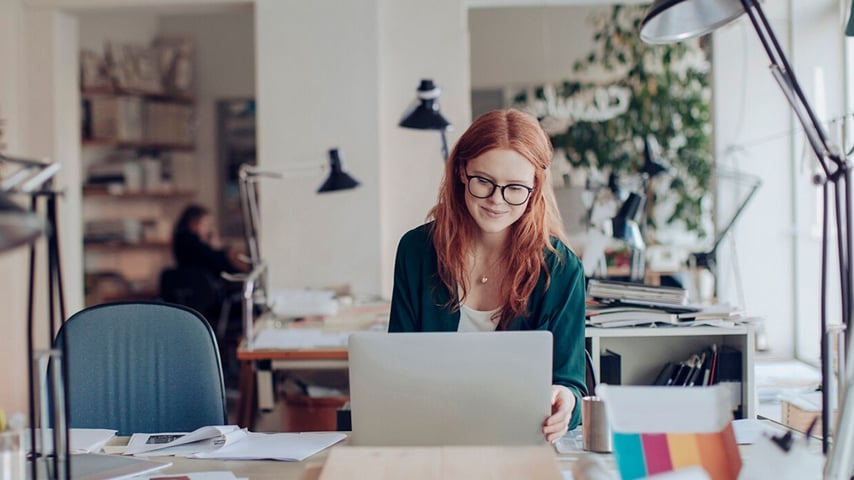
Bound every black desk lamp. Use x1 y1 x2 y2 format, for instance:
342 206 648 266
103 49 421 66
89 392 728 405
690 171 761 282
232 148 360 342
640 0 852 462
399 79 452 161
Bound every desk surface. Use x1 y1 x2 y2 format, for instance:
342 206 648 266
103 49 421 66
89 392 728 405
125 421 826 480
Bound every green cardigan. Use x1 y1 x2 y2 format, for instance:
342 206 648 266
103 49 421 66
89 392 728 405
388 223 588 429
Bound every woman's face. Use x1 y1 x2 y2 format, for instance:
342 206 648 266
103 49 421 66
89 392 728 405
460 148 536 238
191 214 214 243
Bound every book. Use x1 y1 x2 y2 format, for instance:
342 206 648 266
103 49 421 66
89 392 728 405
586 306 682 327
600 349 622 385
587 278 688 305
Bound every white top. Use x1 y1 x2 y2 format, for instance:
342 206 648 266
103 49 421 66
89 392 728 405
458 304 499 332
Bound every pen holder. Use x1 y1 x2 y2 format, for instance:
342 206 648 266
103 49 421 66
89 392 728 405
582 396 612 453
0 430 24 480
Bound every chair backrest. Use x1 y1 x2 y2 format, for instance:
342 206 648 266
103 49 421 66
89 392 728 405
55 301 227 435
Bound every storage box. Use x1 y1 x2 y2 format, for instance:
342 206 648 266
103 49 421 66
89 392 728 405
282 394 348 432
780 391 834 436
597 384 741 480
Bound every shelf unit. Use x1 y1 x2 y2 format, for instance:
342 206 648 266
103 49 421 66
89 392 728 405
81 86 197 307
585 325 756 419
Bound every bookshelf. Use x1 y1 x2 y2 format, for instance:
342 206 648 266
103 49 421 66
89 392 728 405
81 88 197 306
585 325 756 419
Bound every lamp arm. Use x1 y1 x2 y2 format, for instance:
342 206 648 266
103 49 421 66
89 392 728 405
742 0 844 174
239 162 325 181
742 0 853 457
708 174 762 256
0 156 61 193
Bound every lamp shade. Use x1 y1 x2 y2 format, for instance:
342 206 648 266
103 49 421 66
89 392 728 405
317 148 360 193
399 79 451 131
0 193 43 252
640 0 746 44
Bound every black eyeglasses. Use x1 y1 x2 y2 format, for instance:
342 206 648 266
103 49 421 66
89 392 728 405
464 170 533 206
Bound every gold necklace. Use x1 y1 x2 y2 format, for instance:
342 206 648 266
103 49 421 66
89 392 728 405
477 254 503 285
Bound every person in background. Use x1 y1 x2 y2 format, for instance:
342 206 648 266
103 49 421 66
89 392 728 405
388 109 587 443
172 204 246 276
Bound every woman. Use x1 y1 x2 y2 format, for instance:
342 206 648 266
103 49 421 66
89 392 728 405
388 109 587 442
172 204 244 276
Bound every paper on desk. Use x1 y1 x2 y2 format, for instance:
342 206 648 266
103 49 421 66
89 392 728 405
25 428 116 454
269 288 339 318
190 432 346 461
139 472 245 480
125 425 244 456
731 419 775 444
252 328 350 350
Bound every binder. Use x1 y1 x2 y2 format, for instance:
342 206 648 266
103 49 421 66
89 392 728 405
600 349 622 385
654 362 677 386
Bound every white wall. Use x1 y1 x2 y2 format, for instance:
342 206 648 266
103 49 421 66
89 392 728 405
158 10 256 225
378 0 471 295
469 5 602 89
0 3 81 415
0 0 30 418
713 0 848 360
78 10 159 51
255 0 469 297
255 0 383 296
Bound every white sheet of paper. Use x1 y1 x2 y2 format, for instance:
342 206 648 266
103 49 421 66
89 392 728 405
25 428 117 454
190 432 346 461
731 418 774 444
252 328 350 350
138 472 242 480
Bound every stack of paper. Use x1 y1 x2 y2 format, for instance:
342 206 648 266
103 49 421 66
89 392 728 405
125 425 346 462
269 288 339 318
588 278 689 306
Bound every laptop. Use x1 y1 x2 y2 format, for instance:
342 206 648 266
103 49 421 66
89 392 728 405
347 331 553 446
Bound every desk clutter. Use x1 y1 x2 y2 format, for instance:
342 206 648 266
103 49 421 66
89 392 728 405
121 425 345 461
586 279 744 328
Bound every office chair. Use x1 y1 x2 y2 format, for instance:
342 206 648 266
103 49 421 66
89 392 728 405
54 301 227 435
159 266 240 341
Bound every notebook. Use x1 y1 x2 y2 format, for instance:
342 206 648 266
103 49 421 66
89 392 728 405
347 331 553 446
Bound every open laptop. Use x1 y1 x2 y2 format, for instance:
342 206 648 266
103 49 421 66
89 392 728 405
347 331 553 446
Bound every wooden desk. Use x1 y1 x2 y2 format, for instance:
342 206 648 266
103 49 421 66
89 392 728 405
235 303 389 428
237 324 756 428
154 444 572 480
121 422 826 480
236 344 348 428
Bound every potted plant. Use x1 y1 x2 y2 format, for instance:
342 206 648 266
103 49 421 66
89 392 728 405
513 5 713 243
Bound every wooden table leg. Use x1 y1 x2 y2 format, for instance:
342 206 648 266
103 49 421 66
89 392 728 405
237 359 256 428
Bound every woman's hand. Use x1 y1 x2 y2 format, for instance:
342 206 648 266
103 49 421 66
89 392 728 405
543 385 576 443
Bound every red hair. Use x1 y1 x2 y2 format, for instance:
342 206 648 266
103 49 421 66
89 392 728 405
428 109 568 329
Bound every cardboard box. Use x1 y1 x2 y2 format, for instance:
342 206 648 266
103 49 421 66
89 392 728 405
780 391 834 436
598 384 741 480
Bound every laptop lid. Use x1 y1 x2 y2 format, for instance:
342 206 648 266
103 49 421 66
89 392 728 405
348 331 553 446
